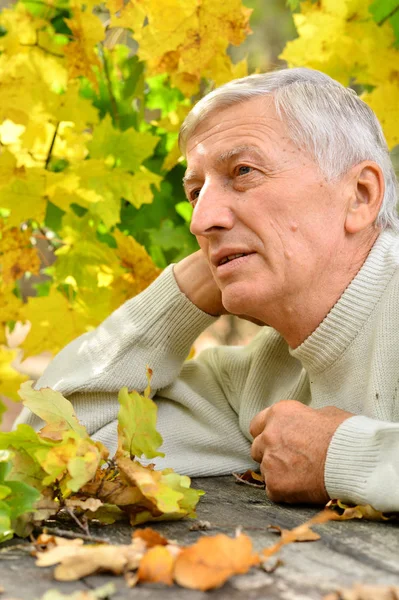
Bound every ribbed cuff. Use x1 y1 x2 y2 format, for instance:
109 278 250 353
325 415 399 511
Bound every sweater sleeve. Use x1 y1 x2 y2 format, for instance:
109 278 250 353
15 265 257 476
325 415 399 512
15 265 214 431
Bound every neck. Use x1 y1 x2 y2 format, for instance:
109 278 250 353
264 230 380 349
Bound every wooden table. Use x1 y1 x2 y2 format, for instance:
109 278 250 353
1 476 398 599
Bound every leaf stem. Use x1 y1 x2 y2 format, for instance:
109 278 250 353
377 5 399 26
45 122 59 170
99 45 120 127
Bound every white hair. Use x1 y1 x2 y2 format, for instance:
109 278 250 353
179 68 399 232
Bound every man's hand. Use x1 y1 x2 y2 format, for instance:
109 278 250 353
250 400 353 505
173 250 226 316
173 251 266 325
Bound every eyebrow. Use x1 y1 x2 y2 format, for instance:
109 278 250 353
182 145 264 187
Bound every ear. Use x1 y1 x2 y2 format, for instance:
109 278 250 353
345 162 384 234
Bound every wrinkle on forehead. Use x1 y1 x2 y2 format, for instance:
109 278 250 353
186 97 284 153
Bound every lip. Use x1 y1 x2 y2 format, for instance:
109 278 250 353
210 249 254 268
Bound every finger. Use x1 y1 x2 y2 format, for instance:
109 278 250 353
249 407 270 438
250 434 265 463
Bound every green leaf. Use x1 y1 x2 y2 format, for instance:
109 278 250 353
117 387 164 460
0 484 11 500
369 0 399 23
88 115 159 172
3 480 40 520
0 501 13 543
161 471 204 518
175 201 193 223
0 424 56 453
286 0 301 10
18 381 89 441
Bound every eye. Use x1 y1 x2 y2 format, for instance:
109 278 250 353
189 188 201 204
236 165 253 176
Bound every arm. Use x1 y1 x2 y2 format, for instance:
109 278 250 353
15 260 218 434
325 416 399 512
15 254 257 475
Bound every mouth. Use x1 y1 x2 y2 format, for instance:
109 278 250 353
218 253 248 266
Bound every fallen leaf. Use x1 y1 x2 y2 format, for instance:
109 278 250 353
268 524 320 542
323 583 399 600
173 533 259 591
133 527 168 548
232 470 265 488
65 498 103 512
326 500 393 522
137 545 175 585
39 582 116 599
36 538 147 580
35 533 84 552
261 510 337 560
124 571 139 588
189 520 212 531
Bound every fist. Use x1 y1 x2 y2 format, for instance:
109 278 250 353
250 400 353 504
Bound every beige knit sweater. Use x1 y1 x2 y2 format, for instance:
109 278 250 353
16 230 399 511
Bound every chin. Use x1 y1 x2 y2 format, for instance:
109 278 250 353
221 288 255 317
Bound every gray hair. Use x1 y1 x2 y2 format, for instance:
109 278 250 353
179 68 399 232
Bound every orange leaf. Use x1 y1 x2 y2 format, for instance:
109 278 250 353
173 533 259 591
133 527 168 548
137 545 175 586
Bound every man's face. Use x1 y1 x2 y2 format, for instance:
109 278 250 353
183 97 348 323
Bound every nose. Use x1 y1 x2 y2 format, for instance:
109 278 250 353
189 180 235 237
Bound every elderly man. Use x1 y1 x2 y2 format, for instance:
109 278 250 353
16 68 399 511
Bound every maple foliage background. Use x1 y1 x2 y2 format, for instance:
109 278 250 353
1 0 399 428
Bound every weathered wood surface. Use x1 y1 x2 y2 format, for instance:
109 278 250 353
1 475 399 599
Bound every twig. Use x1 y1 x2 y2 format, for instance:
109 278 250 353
45 122 60 170
64 507 90 537
36 526 109 544
377 5 399 26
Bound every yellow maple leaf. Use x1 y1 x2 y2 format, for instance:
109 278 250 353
0 284 24 346
0 4 47 56
0 346 28 402
53 211 123 291
64 7 105 85
362 82 399 149
0 222 41 285
110 0 252 95
0 166 47 227
111 230 161 308
21 286 90 358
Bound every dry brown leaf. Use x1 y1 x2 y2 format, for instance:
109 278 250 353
132 527 168 548
261 510 337 560
65 498 103 512
232 470 265 488
124 571 139 588
268 524 320 542
323 583 399 600
326 500 391 522
173 533 259 591
36 538 147 581
35 534 84 552
137 545 175 586
81 480 145 506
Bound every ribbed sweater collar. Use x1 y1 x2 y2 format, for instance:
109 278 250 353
290 230 399 375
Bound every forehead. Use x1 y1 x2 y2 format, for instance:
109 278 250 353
185 96 292 165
